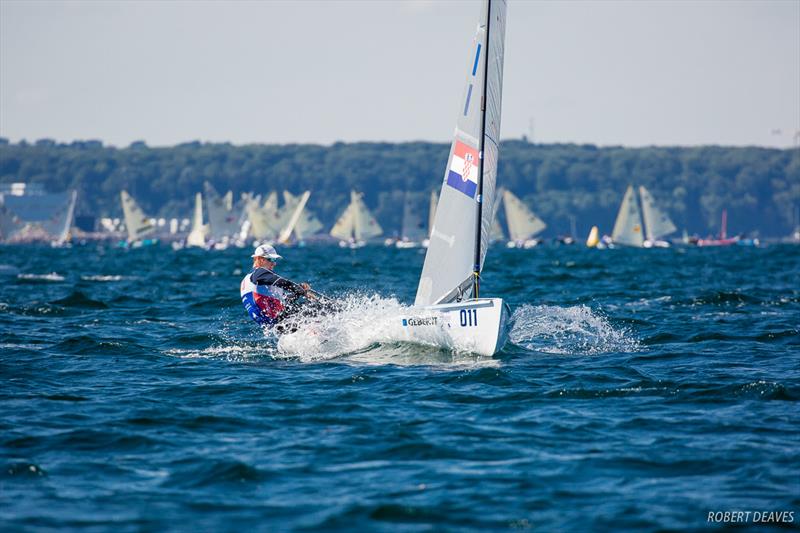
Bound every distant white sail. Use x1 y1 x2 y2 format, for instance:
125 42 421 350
330 199 355 241
204 182 240 241
282 191 323 240
503 189 546 241
639 186 676 241
120 190 155 242
186 192 207 247
278 191 311 244
353 191 383 241
400 192 426 242
55 190 78 244
416 0 506 306
611 185 644 247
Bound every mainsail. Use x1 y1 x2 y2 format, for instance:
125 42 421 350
503 189 546 241
282 191 323 241
204 182 240 241
120 190 155 242
400 192 427 242
353 191 382 241
416 0 507 306
278 191 311 244
639 186 676 241
611 185 644 247
186 192 207 247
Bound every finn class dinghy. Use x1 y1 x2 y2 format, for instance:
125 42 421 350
278 0 509 357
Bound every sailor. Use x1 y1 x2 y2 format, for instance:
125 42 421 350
240 244 314 327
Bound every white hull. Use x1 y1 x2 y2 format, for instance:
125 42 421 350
398 298 509 356
278 297 509 358
395 240 421 249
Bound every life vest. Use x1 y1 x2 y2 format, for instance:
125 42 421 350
240 272 291 326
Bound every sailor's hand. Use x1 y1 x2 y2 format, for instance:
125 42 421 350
300 282 317 300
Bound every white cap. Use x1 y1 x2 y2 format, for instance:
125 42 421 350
251 244 282 259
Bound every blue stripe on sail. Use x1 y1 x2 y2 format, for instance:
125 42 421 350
446 170 477 199
463 84 473 116
472 43 481 76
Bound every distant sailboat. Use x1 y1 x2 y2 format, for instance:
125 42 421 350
696 210 750 246
503 189 546 248
186 192 208 248
611 185 675 248
120 190 156 246
586 225 600 248
330 190 383 248
290 192 324 242
396 191 427 248
204 182 243 249
639 186 676 247
277 191 312 244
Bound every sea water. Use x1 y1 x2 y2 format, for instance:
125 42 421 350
1 243 798 530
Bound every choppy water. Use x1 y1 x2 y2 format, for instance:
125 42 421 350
1 243 798 530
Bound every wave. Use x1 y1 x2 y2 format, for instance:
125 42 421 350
80 275 127 282
508 304 641 355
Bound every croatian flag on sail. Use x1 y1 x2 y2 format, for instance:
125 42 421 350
446 141 479 199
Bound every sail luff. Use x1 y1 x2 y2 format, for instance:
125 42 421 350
428 190 438 238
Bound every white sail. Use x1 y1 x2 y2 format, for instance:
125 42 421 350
416 0 506 306
186 192 207 247
330 198 356 241
120 190 155 242
639 186 676 241
400 192 426 241
281 190 323 241
503 189 546 241
353 191 383 241
204 182 240 241
611 185 644 247
55 190 78 244
278 191 311 244
294 193 323 240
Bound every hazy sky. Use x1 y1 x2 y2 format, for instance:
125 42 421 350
1 0 798 148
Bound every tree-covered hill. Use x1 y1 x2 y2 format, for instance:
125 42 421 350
1 138 798 237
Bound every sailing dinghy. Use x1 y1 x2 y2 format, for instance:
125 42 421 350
611 185 676 248
278 0 508 358
399 0 509 356
330 190 383 248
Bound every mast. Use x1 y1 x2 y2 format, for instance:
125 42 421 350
472 0 491 299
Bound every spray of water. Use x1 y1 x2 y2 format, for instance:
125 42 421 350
508 304 640 355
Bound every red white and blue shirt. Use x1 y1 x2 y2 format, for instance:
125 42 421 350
240 268 306 326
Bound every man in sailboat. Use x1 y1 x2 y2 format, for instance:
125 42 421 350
240 244 321 331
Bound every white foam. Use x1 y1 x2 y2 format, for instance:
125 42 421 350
17 272 65 282
80 275 127 282
508 304 640 355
